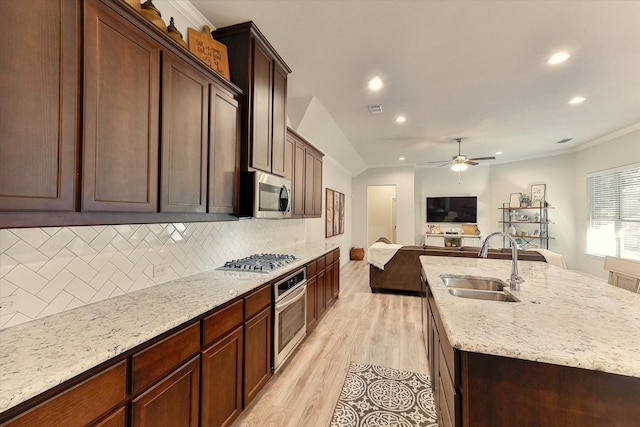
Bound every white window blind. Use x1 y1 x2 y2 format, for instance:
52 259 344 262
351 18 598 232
586 164 640 260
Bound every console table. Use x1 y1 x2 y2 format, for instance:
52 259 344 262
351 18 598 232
424 234 482 248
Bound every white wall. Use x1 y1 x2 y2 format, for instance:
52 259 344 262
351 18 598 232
415 165 491 244
488 153 576 267
352 166 415 248
574 128 640 278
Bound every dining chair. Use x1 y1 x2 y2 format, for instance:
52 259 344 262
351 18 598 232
604 256 640 293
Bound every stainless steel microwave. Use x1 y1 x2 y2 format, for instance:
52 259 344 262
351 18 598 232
240 171 292 218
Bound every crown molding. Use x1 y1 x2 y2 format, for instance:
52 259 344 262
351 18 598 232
166 0 214 29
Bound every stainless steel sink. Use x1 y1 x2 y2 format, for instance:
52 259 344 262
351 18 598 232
440 274 506 291
447 288 520 302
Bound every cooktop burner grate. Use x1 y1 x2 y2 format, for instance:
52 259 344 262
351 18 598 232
217 253 298 273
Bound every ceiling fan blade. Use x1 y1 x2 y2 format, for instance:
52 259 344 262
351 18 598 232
468 156 496 161
465 161 479 166
437 161 453 167
426 159 452 164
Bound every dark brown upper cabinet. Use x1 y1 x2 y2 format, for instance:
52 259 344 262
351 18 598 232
83 0 160 212
0 0 80 212
208 84 241 215
286 128 324 219
213 22 291 177
0 0 242 228
160 52 209 213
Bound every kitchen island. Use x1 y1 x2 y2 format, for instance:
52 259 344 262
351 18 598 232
0 242 338 424
420 255 640 426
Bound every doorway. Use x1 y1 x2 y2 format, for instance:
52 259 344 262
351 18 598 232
367 185 397 246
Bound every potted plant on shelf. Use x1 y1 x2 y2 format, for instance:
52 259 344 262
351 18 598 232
519 193 531 208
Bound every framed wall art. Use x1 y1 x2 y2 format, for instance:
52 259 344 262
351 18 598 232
509 192 522 208
326 188 345 238
531 184 546 207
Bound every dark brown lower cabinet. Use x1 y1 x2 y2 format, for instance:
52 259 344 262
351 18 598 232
92 406 126 427
131 356 200 427
306 275 318 331
201 326 243 427
0 361 127 427
243 306 272 406
425 283 640 427
332 257 340 300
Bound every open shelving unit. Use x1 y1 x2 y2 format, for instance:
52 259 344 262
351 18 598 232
499 202 554 249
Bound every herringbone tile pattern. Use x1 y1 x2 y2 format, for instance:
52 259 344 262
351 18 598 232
0 219 305 329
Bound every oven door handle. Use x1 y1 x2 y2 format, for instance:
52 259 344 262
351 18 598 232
275 284 306 313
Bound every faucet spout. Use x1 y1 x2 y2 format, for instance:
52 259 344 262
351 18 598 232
479 232 524 290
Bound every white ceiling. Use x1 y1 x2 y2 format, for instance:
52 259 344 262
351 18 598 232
189 0 640 170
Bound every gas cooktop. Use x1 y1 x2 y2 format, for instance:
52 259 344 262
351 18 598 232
217 253 298 273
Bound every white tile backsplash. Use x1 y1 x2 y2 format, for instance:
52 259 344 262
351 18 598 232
0 219 305 329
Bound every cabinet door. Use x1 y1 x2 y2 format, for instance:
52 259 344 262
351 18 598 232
317 270 326 318
249 39 273 173
313 154 323 216
244 306 272 406
201 326 243 427
131 356 200 427
325 263 335 307
304 150 316 216
306 276 318 331
160 52 208 213
0 0 78 211
283 134 295 207
333 259 340 300
270 63 287 177
208 85 240 214
91 406 126 427
293 140 306 216
83 0 160 212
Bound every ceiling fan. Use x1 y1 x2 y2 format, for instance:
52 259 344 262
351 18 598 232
429 138 495 171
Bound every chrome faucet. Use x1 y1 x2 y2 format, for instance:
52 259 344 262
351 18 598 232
479 232 524 290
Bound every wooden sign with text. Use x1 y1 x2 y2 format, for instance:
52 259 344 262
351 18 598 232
187 26 230 79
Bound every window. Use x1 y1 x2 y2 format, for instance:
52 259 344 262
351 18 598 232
587 164 640 260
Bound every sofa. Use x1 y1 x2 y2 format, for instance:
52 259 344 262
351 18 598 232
369 244 547 295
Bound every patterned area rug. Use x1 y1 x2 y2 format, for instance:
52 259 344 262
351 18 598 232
329 362 438 427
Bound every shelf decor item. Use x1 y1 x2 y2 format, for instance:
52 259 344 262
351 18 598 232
141 0 167 32
187 26 230 79
509 193 522 208
519 193 531 207
167 17 188 49
531 183 546 207
124 0 142 12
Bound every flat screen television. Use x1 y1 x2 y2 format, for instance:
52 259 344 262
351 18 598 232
426 196 477 223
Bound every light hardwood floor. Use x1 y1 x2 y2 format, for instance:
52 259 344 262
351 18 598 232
232 260 429 427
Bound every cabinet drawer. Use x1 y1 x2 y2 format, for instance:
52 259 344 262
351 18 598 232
244 284 271 320
2 360 126 427
202 300 243 346
306 260 317 278
325 251 333 265
132 322 200 394
316 256 325 271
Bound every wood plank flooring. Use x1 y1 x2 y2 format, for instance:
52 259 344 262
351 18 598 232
232 260 428 427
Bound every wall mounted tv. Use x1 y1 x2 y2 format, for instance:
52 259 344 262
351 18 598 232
426 196 477 223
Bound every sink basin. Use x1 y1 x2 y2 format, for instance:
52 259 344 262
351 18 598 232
447 288 520 302
440 274 506 291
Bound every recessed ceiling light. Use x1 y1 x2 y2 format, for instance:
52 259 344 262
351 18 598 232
399 157 405 161
395 116 406 123
547 52 571 65
495 151 503 155
568 97 586 104
368 77 383 91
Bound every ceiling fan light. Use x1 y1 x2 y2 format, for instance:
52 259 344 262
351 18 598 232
451 163 468 172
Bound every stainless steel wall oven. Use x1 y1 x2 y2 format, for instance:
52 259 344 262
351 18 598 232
273 268 307 371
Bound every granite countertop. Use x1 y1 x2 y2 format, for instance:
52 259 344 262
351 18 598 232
420 256 640 378
0 242 338 414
